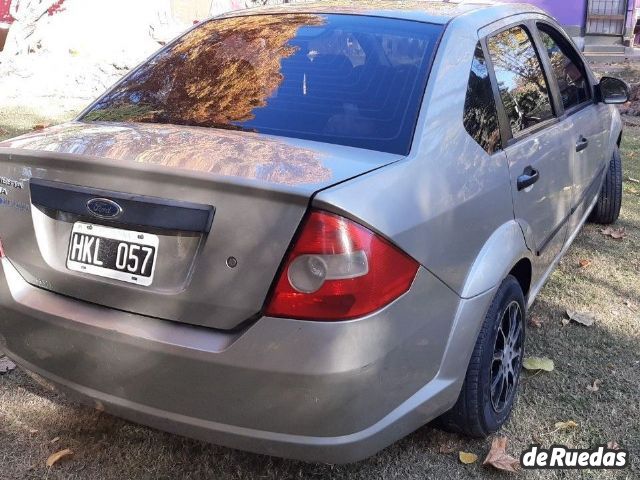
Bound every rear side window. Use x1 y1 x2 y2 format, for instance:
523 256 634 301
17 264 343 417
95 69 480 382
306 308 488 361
488 26 554 135
464 43 501 154
81 14 443 155
537 24 591 111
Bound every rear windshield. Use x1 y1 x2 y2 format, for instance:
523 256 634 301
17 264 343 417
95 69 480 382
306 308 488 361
81 14 442 155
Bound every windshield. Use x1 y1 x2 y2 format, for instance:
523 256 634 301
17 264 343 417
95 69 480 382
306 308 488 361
81 14 442 155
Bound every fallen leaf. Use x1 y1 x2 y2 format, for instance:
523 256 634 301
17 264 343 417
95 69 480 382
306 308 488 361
555 420 579 430
529 316 544 328
600 226 627 240
566 310 596 327
459 451 478 464
483 437 520 473
32 123 50 131
50 437 60 444
523 357 554 372
578 259 592 268
607 441 620 450
0 356 16 374
627 176 640 183
46 448 73 467
587 379 602 392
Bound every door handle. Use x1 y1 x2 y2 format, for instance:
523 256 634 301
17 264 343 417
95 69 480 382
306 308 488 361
517 166 540 191
576 136 589 152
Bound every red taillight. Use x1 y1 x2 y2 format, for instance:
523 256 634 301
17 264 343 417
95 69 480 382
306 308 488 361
264 210 419 320
0 238 4 258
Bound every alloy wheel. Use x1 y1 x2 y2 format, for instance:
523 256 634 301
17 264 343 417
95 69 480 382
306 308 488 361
490 300 524 413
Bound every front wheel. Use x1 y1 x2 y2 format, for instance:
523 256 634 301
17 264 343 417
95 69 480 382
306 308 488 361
435 275 525 437
589 147 622 225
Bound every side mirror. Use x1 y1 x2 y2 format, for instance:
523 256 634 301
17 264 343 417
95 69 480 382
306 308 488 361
597 77 630 104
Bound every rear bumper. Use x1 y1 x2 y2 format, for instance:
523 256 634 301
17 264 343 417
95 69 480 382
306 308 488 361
0 258 495 463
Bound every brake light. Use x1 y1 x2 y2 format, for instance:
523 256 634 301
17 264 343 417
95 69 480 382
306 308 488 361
0 238 4 258
264 210 419 320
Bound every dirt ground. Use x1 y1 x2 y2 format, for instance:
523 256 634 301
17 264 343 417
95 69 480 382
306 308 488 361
0 64 639 479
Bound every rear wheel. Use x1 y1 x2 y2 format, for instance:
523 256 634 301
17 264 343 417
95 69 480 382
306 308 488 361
589 147 622 225
436 275 525 437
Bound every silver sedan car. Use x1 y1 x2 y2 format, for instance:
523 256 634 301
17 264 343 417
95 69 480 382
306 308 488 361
0 1 628 464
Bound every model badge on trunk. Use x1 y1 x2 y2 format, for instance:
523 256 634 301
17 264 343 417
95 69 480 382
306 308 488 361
87 198 123 219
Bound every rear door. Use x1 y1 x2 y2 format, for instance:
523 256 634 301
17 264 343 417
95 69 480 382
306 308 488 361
535 21 610 233
485 23 575 268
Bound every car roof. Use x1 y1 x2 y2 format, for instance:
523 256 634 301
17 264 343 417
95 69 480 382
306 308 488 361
218 1 545 26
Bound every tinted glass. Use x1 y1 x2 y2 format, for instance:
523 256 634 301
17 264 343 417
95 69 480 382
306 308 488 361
81 14 442 155
464 43 501 154
538 25 590 110
488 26 554 135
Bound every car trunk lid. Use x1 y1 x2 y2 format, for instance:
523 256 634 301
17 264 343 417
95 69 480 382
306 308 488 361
0 121 401 330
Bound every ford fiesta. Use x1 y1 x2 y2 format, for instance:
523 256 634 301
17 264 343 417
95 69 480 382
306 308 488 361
0 1 628 463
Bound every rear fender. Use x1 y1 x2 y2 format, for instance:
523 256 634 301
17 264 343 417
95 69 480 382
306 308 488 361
460 220 532 299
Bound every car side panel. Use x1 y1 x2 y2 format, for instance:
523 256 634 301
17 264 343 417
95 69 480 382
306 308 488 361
313 23 518 298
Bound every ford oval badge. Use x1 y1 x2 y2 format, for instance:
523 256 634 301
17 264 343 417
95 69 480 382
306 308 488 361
87 198 123 219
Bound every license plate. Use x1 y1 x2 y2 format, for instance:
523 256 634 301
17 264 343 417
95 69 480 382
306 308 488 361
66 222 159 286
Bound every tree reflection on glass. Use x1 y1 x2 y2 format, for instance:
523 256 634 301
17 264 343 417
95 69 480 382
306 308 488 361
83 14 325 128
463 43 501 154
538 27 590 110
2 122 334 186
488 26 554 134
81 14 441 155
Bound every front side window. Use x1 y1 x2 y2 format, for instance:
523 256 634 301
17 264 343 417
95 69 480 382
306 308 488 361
464 43 501 154
538 24 591 111
81 14 442 155
488 26 554 135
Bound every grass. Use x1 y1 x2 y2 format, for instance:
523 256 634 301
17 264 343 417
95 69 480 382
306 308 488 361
1 96 639 477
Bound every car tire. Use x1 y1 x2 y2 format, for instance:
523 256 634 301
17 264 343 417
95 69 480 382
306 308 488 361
435 275 525 438
589 147 622 225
